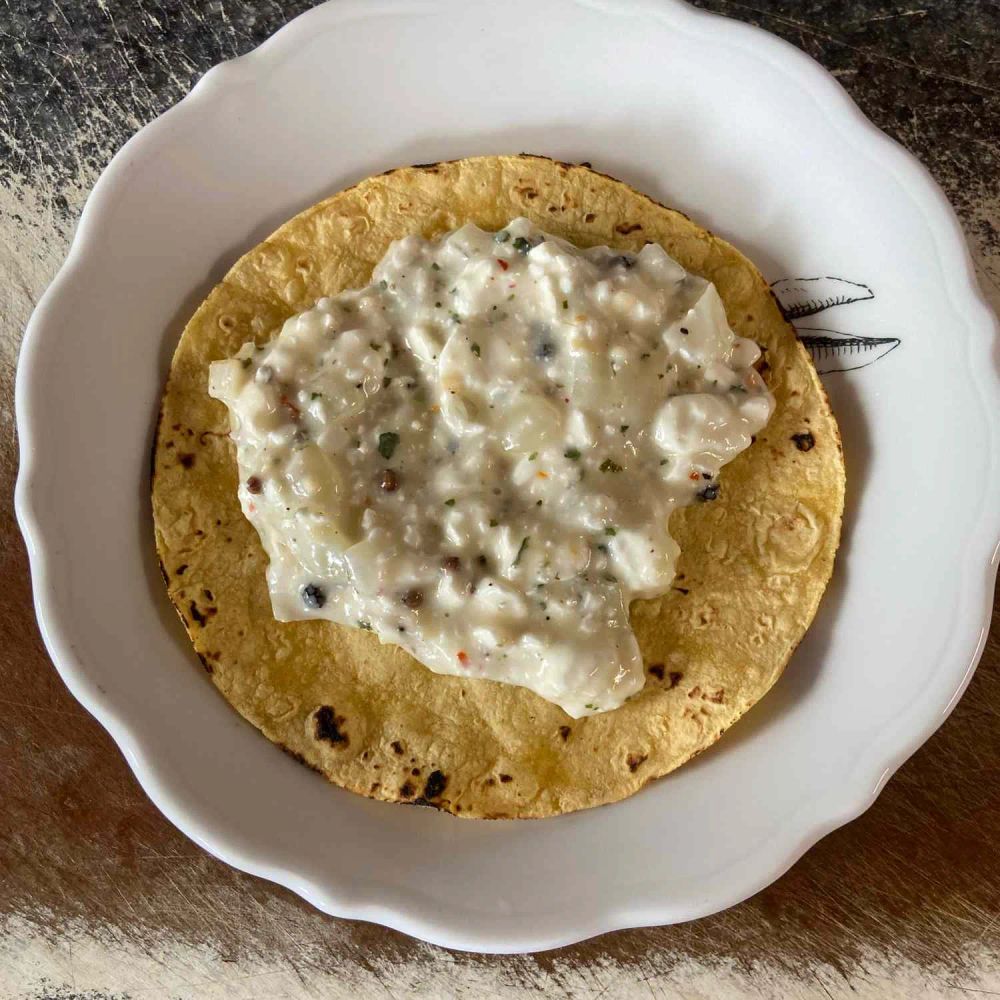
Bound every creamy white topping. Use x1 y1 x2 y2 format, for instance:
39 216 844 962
209 219 773 718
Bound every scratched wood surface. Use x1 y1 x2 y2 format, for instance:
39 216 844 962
2 2 998 997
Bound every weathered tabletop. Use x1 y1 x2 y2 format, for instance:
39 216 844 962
1 2 997 997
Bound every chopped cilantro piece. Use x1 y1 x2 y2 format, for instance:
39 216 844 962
377 431 399 460
513 536 530 566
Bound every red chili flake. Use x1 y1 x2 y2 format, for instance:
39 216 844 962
279 394 301 419
246 476 263 494
457 650 470 666
496 258 509 271
688 471 701 481
508 282 516 289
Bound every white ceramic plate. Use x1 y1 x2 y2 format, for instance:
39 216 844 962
16 0 1000 953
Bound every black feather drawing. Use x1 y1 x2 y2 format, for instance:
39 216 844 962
794 327 901 374
771 276 874 320
770 275 899 373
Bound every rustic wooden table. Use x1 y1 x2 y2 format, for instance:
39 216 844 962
2 2 997 997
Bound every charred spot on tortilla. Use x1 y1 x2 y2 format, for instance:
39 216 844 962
313 706 349 747
423 770 447 800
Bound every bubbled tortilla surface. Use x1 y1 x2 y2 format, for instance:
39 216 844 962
152 155 845 818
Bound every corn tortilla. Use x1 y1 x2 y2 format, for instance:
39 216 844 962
152 155 845 818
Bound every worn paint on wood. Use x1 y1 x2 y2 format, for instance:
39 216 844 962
1 1 998 997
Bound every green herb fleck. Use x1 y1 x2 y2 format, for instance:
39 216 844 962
444 498 456 507
471 342 481 357
528 452 538 461
311 392 322 400
562 299 569 310
240 357 252 369
358 620 373 631
659 459 669 466
585 703 598 711
599 458 623 473
489 518 499 527
512 236 531 253
513 536 530 566
377 431 400 460
620 425 629 434
449 311 462 324
564 447 581 461
431 262 441 271
378 279 388 290
604 526 617 536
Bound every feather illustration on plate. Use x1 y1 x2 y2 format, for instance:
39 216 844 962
771 276 900 374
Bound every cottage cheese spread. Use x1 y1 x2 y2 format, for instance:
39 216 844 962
209 219 774 717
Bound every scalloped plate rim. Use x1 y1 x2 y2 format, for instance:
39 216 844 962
14 0 1000 953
